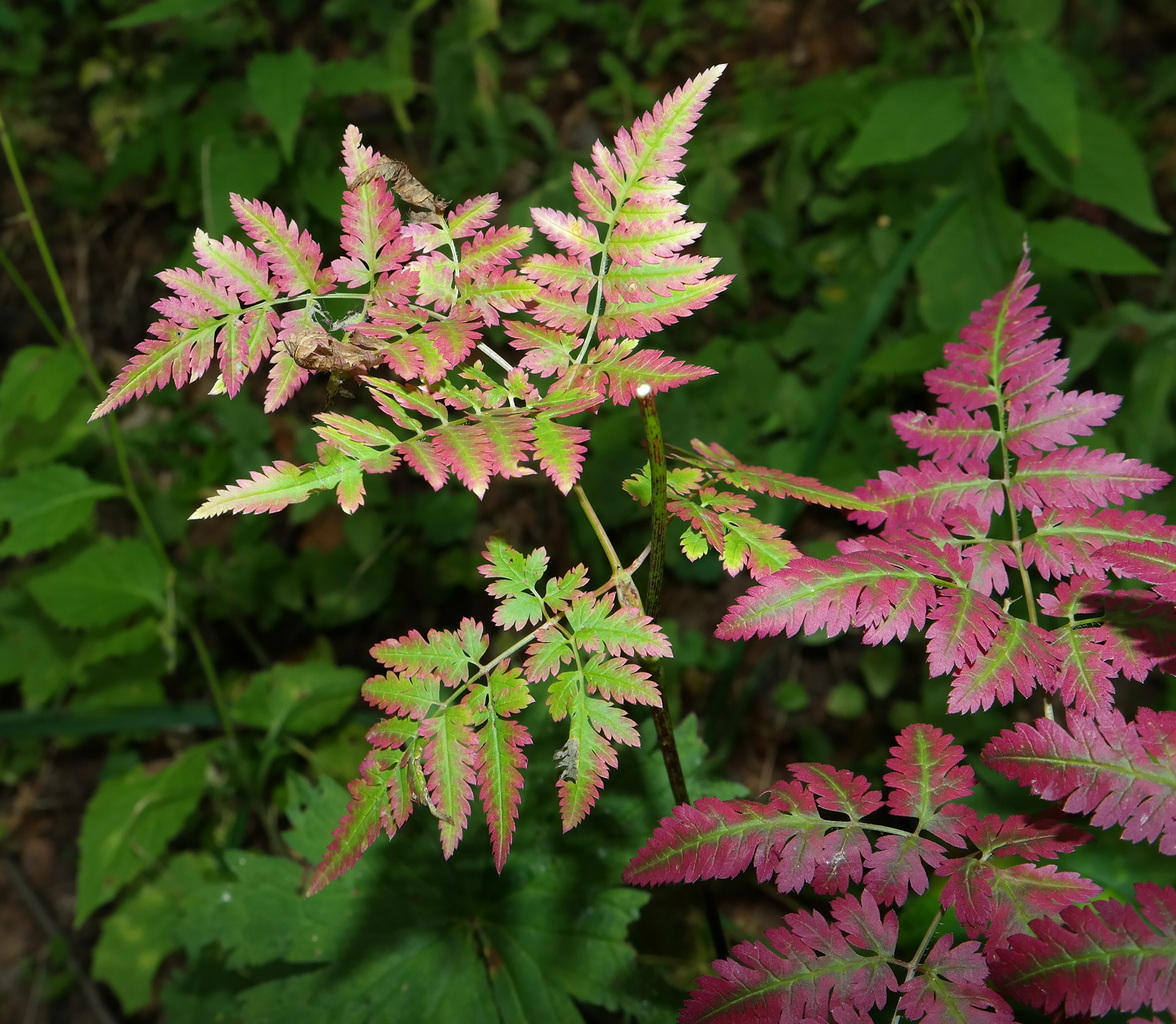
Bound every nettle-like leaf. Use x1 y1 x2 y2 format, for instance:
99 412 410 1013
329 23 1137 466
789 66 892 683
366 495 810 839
625 723 1096 1024
716 251 1176 716
309 540 669 891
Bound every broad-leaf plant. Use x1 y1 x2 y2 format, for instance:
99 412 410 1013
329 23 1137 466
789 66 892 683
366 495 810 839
93 65 1176 1022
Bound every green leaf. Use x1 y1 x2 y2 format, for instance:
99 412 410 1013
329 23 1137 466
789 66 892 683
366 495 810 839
1029 218 1161 275
106 0 234 28
189 458 346 518
91 852 215 1013
315 56 389 97
233 659 364 737
916 193 1024 332
423 704 478 855
26 536 167 628
371 620 486 686
0 346 84 434
178 775 656 1023
839 78 971 171
1017 109 1170 234
1000 40 1078 159
76 743 214 923
994 0 1064 35
481 538 548 628
0 611 71 707
0 464 120 556
564 595 673 659
203 135 282 240
247 49 316 163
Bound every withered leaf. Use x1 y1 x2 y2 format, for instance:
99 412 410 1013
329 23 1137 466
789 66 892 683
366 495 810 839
349 157 448 224
283 322 385 374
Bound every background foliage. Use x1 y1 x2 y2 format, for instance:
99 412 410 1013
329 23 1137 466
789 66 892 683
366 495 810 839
1 0 1174 1021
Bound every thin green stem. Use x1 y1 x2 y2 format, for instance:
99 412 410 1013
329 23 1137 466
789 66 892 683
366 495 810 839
888 905 947 1024
0 243 68 347
952 0 1003 201
0 110 103 395
633 386 728 961
573 482 626 576
636 386 667 621
1 105 241 745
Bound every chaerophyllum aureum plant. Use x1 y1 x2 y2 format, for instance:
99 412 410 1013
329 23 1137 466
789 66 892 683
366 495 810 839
90 64 865 891
91 55 1176 1021
623 253 1176 1022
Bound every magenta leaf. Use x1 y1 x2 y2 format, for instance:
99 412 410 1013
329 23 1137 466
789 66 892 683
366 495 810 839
983 708 1176 854
678 894 900 1024
897 935 1015 1024
718 250 1176 727
230 194 335 297
989 883 1176 1018
884 725 975 843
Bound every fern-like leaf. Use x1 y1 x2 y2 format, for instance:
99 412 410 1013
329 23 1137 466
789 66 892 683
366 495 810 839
988 882 1176 1018
678 894 901 1024
189 456 349 518
982 708 1176 854
718 251 1176 722
230 194 334 297
305 753 405 896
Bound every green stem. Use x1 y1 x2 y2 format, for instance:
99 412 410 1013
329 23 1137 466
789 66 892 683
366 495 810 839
635 388 728 961
636 387 667 621
1 106 241 750
0 110 103 395
889 905 946 1024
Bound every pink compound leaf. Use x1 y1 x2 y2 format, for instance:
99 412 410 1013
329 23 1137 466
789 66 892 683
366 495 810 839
982 708 1176 855
988 883 1176 1019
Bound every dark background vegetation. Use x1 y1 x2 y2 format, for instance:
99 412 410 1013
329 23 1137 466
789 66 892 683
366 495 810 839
2 0 1175 1021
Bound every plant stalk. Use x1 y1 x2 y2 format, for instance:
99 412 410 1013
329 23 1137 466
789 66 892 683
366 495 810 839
636 386 728 961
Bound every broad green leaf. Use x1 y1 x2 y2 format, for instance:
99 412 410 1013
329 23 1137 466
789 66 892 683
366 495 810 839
233 660 363 737
91 852 215 1013
0 611 71 707
26 536 167 628
106 0 233 28
247 49 316 163
916 194 1024 332
0 464 120 556
76 742 214 923
1029 218 1161 275
0 346 83 434
1016 109 1170 234
203 135 282 239
839 78 971 171
177 774 659 1023
1000 40 1078 159
315 56 389 97
994 0 1064 35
